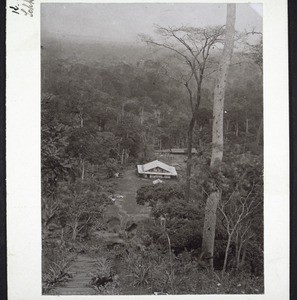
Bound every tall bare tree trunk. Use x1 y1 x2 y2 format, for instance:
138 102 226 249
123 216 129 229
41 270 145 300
236 240 244 270
121 149 125 165
79 113 84 128
185 116 196 202
72 219 79 241
211 3 236 164
256 118 263 146
201 4 236 269
80 113 85 181
222 234 232 275
200 191 220 267
245 118 249 135
235 122 239 137
140 106 144 125
60 228 64 246
81 159 85 180
185 83 201 202
240 244 247 267
121 103 125 119
226 119 230 132
157 111 161 125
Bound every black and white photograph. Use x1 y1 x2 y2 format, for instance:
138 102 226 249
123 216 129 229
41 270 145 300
6 0 290 300
40 3 264 295
6 1 291 298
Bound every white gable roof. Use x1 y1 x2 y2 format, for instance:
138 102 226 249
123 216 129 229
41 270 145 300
143 160 170 172
137 160 177 176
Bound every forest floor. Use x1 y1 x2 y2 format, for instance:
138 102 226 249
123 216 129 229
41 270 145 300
48 167 152 295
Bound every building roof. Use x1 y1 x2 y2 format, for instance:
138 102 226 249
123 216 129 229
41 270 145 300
155 148 198 154
155 149 171 153
137 160 177 176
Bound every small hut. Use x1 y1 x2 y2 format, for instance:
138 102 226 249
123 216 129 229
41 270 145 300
137 160 177 179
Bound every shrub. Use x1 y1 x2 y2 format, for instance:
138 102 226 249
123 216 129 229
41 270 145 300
89 257 121 294
136 183 184 206
151 198 202 220
42 241 75 293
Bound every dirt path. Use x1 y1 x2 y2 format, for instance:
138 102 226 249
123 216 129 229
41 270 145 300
114 168 151 219
103 167 151 225
49 255 98 295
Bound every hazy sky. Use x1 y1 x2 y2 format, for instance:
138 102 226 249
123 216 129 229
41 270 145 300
41 3 262 43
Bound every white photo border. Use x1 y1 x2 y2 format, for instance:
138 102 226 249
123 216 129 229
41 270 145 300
6 1 289 299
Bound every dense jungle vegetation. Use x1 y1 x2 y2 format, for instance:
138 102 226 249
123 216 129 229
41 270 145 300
41 26 263 294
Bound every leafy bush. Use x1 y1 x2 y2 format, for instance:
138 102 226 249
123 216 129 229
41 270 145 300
42 177 113 246
136 183 184 206
126 252 151 287
42 241 75 293
136 184 204 253
151 198 203 220
89 257 121 294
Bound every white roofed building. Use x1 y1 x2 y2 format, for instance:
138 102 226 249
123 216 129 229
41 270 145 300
137 160 177 179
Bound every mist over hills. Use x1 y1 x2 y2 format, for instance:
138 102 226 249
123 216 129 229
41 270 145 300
41 33 168 67
41 3 262 44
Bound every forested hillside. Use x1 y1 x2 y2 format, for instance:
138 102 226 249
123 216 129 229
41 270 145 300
42 26 263 294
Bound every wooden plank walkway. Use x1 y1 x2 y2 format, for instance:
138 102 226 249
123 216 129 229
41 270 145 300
49 255 98 295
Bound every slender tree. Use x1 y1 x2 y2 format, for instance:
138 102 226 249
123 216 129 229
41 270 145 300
200 4 236 268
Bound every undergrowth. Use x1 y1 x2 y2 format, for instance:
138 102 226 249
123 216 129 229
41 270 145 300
42 241 75 293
